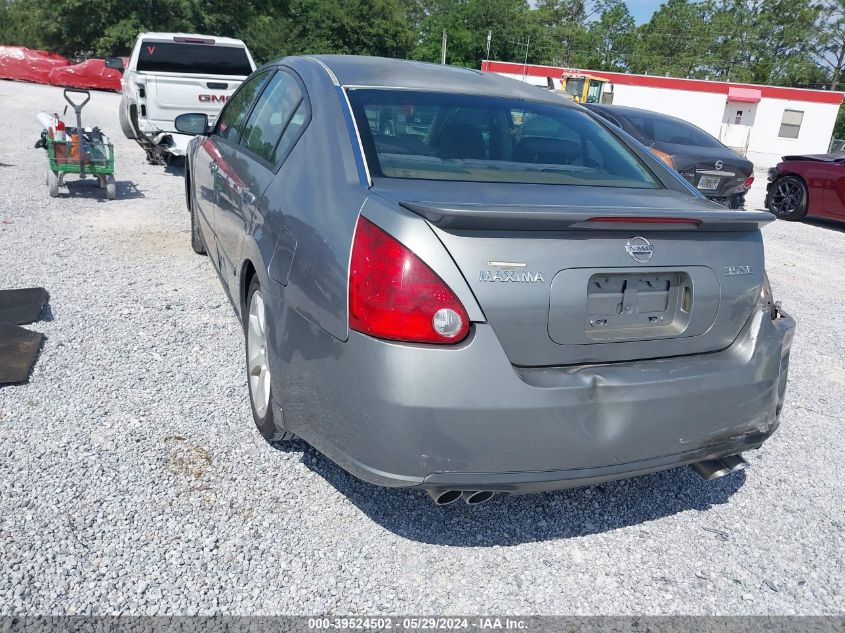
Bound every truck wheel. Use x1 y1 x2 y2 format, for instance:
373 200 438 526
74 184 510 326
119 98 138 140
106 175 116 200
47 169 59 198
767 175 808 221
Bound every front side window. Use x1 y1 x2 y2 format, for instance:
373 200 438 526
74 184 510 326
348 90 660 188
779 109 803 139
213 71 270 143
137 41 253 76
240 71 303 165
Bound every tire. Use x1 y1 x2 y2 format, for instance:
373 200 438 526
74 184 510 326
47 169 59 198
245 278 294 443
188 185 206 255
767 175 808 221
106 175 116 200
119 97 138 140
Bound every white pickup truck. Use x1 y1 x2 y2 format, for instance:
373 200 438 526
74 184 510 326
106 33 256 164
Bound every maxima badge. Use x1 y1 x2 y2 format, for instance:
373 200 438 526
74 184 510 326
625 236 654 263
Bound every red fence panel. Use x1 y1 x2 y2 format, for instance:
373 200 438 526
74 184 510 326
0 46 122 92
48 58 122 92
0 46 69 83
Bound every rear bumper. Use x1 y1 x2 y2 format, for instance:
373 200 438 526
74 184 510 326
286 305 795 494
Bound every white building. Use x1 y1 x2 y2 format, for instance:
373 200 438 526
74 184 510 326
482 60 844 169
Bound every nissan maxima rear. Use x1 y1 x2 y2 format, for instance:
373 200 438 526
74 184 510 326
181 56 795 505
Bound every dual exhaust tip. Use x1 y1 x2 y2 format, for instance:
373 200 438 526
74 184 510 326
691 453 748 481
428 454 748 504
428 489 496 506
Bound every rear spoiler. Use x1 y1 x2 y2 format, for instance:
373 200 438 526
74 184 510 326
400 202 775 232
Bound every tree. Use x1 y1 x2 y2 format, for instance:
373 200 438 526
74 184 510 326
284 0 415 59
815 0 845 89
0 0 257 57
834 105 845 140
411 0 534 68
714 0 821 85
582 0 635 71
629 0 717 78
0 0 834 90
531 0 591 67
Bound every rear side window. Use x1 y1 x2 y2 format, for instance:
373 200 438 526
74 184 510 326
137 41 253 76
627 113 723 148
348 89 659 188
214 71 270 143
274 102 309 161
240 71 304 165
590 108 622 129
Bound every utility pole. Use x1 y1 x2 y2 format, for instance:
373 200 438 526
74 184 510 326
486 30 492 60
441 30 447 65
522 35 530 82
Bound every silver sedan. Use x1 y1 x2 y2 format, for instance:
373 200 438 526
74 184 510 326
177 55 795 505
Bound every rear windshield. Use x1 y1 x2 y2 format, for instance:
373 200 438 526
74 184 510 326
137 41 252 76
625 112 724 149
347 89 660 188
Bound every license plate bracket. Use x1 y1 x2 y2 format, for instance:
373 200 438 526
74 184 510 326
698 175 721 190
547 266 721 345
582 272 691 341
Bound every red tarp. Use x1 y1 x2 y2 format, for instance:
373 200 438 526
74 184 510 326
0 46 122 92
0 46 69 84
48 58 122 91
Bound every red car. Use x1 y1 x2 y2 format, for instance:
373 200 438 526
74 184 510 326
766 154 845 221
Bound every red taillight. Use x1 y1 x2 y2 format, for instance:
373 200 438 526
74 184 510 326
743 176 754 188
349 217 470 344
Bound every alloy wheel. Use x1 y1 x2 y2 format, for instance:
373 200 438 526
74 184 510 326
247 289 270 418
770 180 803 216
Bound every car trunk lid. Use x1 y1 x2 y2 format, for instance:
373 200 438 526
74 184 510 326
659 144 754 198
393 187 771 367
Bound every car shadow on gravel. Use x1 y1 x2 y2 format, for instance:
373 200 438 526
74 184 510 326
273 441 746 546
163 158 185 177
803 218 845 234
63 179 144 200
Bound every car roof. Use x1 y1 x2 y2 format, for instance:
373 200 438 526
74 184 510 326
286 55 577 107
585 104 695 126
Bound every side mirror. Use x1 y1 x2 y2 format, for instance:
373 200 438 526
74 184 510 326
104 57 124 73
175 113 210 136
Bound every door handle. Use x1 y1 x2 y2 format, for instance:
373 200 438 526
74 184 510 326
241 188 256 205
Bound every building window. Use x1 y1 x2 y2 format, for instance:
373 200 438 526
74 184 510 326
734 110 743 124
779 109 804 139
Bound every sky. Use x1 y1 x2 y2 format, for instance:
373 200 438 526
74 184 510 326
528 0 668 25
623 0 666 23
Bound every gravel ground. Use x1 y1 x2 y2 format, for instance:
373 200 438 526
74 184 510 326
0 79 843 616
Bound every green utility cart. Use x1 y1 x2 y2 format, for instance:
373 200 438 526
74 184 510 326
42 88 116 200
